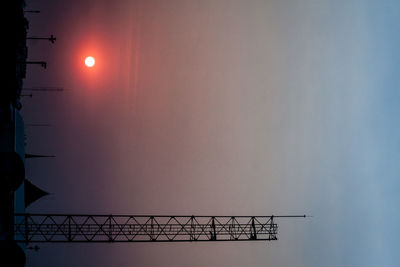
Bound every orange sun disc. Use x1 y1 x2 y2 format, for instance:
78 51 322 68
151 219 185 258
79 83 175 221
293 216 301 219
85 56 95 67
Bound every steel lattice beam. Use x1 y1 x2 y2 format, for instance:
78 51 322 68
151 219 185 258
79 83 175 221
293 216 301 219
12 214 299 243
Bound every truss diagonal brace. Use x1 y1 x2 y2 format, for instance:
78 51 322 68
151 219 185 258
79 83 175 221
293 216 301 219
14 214 289 243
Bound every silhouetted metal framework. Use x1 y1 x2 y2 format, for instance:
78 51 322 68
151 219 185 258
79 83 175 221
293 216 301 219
14 214 304 243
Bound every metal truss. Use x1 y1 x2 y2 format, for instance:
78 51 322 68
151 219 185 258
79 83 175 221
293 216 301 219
13 214 292 243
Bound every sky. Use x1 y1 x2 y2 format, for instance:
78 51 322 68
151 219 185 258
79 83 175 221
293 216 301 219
21 0 400 266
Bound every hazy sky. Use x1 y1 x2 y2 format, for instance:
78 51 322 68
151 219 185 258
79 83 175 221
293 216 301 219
22 0 400 266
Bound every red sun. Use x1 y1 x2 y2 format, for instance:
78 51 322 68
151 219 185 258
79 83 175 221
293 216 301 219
85 56 95 67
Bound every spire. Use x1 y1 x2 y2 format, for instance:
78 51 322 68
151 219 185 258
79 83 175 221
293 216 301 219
24 179 49 208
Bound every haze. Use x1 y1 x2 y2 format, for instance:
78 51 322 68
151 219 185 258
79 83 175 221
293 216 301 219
22 0 400 266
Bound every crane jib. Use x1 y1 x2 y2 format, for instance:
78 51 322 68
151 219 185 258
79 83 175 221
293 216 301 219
11 214 305 243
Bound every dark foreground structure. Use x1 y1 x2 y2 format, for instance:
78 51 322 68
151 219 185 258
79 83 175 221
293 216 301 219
0 0 29 266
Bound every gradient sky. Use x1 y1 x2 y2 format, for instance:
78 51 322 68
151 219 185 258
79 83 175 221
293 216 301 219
22 0 400 266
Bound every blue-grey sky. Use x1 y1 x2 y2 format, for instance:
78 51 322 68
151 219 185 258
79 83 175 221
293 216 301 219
23 0 400 266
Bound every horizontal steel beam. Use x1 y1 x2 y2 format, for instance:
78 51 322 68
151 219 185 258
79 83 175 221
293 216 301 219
14 214 285 243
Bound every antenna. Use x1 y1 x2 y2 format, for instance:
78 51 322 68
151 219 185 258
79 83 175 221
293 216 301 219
25 154 55 159
26 124 52 127
22 87 64 92
27 34 56 44
19 61 47 69
20 94 33 98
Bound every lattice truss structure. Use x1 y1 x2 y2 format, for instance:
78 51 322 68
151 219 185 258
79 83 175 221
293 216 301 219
14 214 278 243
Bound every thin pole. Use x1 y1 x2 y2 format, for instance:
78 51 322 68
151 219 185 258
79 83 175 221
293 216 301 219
26 124 52 127
27 35 56 43
19 61 47 69
22 87 63 92
21 94 33 98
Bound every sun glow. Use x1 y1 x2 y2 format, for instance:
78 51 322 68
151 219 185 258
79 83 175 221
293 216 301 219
85 56 95 67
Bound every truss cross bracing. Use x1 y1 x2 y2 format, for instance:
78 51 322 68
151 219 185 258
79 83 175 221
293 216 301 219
14 214 281 243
